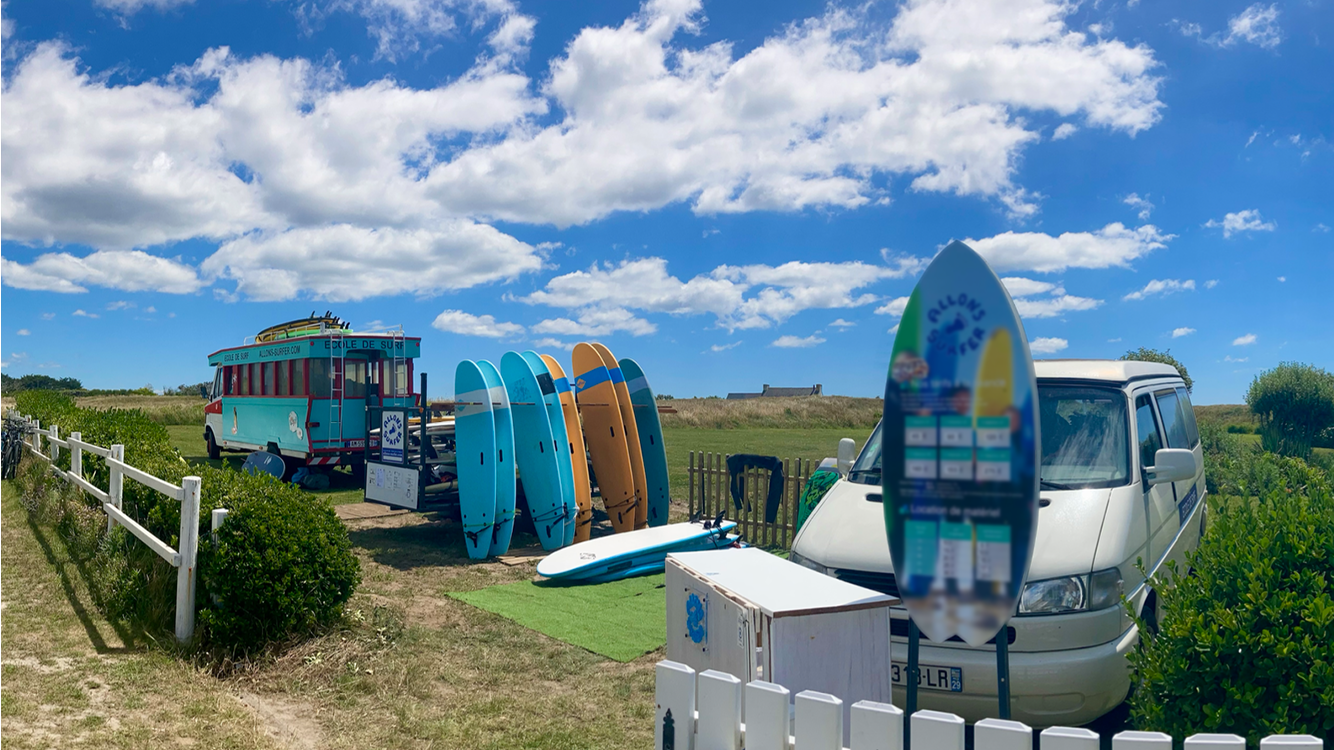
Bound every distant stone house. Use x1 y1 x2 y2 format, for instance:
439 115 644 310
726 384 824 400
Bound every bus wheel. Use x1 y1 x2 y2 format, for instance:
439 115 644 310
206 429 221 460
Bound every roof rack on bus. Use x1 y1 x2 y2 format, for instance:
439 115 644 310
246 312 352 345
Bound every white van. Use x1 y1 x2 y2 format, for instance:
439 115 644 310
789 360 1206 727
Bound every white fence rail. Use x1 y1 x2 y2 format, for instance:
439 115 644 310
11 411 209 643
654 660 1324 750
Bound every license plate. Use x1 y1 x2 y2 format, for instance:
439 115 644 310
891 663 964 692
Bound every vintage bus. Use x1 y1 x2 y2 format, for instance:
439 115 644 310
203 315 421 474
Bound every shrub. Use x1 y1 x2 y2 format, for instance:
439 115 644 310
197 469 360 654
1127 472 1334 742
1121 347 1193 393
1246 362 1334 460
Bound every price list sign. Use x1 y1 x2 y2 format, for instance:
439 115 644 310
882 241 1040 647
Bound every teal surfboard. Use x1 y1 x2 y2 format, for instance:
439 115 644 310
521 351 578 546
478 360 516 556
500 351 568 550
619 358 669 527
455 361 496 560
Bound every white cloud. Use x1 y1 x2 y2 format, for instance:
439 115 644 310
1 250 202 294
1171 327 1195 338
1052 123 1078 140
525 257 915 332
709 341 742 352
1123 278 1195 301
875 296 911 317
1001 277 1061 298
40 313 56 320
2 0 1166 264
306 0 534 64
1277 276 1286 282
1013 294 1101 318
16 329 30 336
1205 209 1276 238
829 318 856 329
531 337 574 352
1123 192 1153 220
1224 355 1248 363
532 307 657 337
201 223 542 301
1204 279 1219 289
1029 336 1068 354
772 334 825 349
887 323 900 335
71 309 100 318
430 309 524 338
93 0 194 15
1224 4 1281 49
966 223 1173 273
1314 223 1330 233
144 305 157 313
1233 333 1257 346
106 300 136 310
1107 337 1122 343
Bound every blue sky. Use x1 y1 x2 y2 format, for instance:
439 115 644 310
2 0 1331 404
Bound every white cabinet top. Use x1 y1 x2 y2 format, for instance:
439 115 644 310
668 547 897 617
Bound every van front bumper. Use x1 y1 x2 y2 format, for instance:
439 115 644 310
887 625 1139 727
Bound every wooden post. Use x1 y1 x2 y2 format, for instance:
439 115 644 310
108 445 124 533
69 432 82 482
32 419 41 454
211 508 229 544
49 424 59 462
175 476 202 644
689 451 696 519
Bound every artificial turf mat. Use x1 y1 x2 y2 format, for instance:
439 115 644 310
448 573 667 662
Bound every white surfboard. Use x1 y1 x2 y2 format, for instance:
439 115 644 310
537 521 738 582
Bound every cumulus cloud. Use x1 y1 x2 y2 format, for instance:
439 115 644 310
1171 327 1195 338
1123 278 1195 301
1204 279 1219 289
1205 209 1276 238
525 256 916 332
305 0 535 64
1233 333 1257 346
201 223 542 301
72 309 100 318
1052 123 1078 140
1 250 203 294
965 223 1173 273
94 0 195 15
1000 276 1102 318
531 337 574 351
709 341 743 352
1224 355 1248 363
1029 336 1068 354
828 318 856 329
1123 192 1153 220
1175 4 1281 49
772 334 825 348
430 309 524 338
532 308 657 337
17 329 30 336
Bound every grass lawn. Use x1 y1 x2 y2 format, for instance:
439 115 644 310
165 425 365 506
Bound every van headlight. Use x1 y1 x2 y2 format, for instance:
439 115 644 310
1018 569 1122 615
789 551 832 576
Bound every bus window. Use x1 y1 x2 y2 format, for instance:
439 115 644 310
263 362 275 396
240 363 251 395
309 359 331 398
345 361 368 399
225 366 235 396
277 361 290 396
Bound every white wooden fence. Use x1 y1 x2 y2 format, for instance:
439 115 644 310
654 661 1324 750
13 411 209 643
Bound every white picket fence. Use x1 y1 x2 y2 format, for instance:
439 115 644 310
12 411 215 643
654 661 1324 750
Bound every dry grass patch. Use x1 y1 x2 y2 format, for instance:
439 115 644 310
661 395 881 429
75 395 205 425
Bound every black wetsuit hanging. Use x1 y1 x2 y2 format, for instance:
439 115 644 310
726 454 785 523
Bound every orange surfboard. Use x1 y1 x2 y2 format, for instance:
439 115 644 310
541 354 594 543
572 343 638 533
591 343 649 530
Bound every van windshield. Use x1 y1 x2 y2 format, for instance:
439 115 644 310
846 384 1130 489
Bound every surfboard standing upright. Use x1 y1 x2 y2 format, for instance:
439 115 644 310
541 354 595 543
619 358 670 527
521 351 578 547
572 343 639 533
882 240 1040 647
477 360 516 556
591 343 649 530
500 352 568 550
455 361 497 560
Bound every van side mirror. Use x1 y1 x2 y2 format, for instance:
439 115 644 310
1145 448 1197 485
837 438 856 477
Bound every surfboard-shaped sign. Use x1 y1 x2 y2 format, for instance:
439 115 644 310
882 240 1040 647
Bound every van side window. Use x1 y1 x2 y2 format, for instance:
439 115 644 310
309 359 331 398
1155 390 1190 449
1135 394 1163 472
1176 387 1200 447
276 361 291 396
344 361 368 399
240 364 251 395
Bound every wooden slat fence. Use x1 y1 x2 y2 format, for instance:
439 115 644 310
688 451 813 549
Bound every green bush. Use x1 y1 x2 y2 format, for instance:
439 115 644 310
197 469 360 654
1127 472 1334 742
1247 363 1334 460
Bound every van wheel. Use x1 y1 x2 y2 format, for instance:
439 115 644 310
206 430 221 460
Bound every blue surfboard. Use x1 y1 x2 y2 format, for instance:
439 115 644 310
619 358 670 527
455 361 497 560
500 352 568 550
477 360 517 557
521 351 578 546
536 521 738 583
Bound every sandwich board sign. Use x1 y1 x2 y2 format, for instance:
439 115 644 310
882 240 1040 649
381 408 407 464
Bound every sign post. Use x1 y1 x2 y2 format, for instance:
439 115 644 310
882 240 1040 723
380 408 407 465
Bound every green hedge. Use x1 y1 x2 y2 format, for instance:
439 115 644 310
1130 439 1334 741
12 391 360 655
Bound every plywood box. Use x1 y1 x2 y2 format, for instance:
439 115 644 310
665 548 899 741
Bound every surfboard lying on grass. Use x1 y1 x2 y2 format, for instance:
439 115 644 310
536 521 739 584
